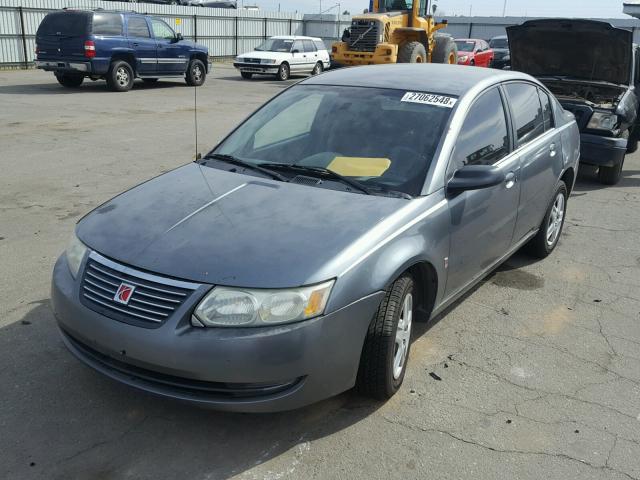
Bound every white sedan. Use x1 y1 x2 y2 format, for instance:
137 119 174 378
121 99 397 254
234 36 331 81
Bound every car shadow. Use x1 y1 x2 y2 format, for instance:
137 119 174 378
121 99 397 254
0 79 188 95
0 301 382 479
216 74 301 85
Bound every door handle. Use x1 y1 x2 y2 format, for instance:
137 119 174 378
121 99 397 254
505 171 516 189
549 142 557 157
133 43 139 47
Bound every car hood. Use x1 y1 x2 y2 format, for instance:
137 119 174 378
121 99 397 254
507 19 632 85
76 164 407 288
239 51 287 60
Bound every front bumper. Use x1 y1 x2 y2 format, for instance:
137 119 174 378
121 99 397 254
51 255 384 412
579 133 627 167
233 62 279 74
35 60 91 74
331 42 398 66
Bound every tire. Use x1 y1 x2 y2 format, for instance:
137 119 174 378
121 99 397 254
142 78 159 84
240 71 253 79
106 60 134 92
432 35 458 64
525 181 568 258
626 129 638 153
55 74 84 88
598 159 624 185
470 59 475 66
398 41 427 63
186 59 206 86
357 274 414 400
311 61 324 75
277 62 290 81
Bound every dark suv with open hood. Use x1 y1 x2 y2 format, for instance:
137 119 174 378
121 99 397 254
508 19 639 184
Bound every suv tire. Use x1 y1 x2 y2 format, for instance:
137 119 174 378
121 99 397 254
398 41 427 63
357 274 414 399
432 35 458 64
525 181 568 258
186 59 206 86
55 74 84 88
106 60 134 92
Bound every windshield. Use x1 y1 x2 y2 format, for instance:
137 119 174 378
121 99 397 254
37 11 90 37
255 38 294 52
490 38 508 48
212 85 453 196
455 41 475 52
379 0 414 11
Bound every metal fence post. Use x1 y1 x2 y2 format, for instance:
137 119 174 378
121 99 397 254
235 16 239 56
18 6 29 69
467 22 473 38
263 17 267 40
193 15 197 42
289 18 292 35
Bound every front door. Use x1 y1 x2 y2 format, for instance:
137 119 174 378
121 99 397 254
445 86 521 297
126 16 156 75
151 19 187 74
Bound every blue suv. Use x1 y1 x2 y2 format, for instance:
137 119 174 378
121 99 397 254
35 9 209 91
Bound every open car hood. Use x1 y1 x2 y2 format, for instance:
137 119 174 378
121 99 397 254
507 19 632 85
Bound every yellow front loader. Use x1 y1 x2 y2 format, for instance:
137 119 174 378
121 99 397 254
332 0 457 66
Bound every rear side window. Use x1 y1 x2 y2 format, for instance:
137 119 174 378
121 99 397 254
127 17 150 38
37 12 90 37
504 83 545 146
538 89 554 131
92 13 123 36
314 40 326 51
451 87 510 170
303 40 317 53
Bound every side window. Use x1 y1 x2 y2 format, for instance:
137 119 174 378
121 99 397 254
450 87 510 171
292 40 304 53
504 83 545 146
151 19 175 40
303 40 317 53
313 40 326 51
254 94 323 149
127 17 150 38
538 89 555 131
92 13 123 36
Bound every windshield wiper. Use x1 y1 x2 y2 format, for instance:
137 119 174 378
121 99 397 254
202 154 288 182
261 163 372 195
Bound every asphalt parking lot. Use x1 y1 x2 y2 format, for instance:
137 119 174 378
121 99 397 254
1 63 640 480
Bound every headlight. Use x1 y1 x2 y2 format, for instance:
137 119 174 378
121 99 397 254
192 280 335 327
587 112 618 131
65 233 88 279
260 59 276 64
459 55 469 62
503 54 510 61
234 57 242 63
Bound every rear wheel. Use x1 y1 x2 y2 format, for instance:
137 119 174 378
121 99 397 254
277 62 290 81
240 71 253 79
525 181 567 258
106 60 134 92
357 274 414 399
432 35 458 64
186 59 206 86
55 73 84 88
398 41 427 63
311 61 324 75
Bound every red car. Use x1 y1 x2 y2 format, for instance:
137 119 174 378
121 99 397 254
454 38 494 67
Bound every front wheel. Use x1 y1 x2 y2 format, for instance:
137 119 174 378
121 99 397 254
106 60 134 92
277 62 290 81
311 61 324 75
525 181 568 258
357 275 414 399
398 41 427 63
55 74 84 88
186 59 206 86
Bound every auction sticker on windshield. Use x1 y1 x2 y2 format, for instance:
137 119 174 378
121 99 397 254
401 92 457 108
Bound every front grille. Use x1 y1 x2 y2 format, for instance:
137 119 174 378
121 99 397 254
63 329 304 400
347 20 380 52
243 58 261 64
80 252 200 328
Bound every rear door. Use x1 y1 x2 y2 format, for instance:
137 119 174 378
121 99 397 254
36 11 90 61
290 40 307 72
125 16 157 74
445 86 521 297
508 83 563 242
303 39 319 71
151 18 187 74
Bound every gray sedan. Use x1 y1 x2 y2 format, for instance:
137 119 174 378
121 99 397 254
51 64 580 412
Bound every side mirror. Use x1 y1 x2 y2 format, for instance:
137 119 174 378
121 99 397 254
447 165 505 194
292 49 300 54
174 33 183 42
